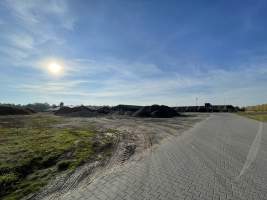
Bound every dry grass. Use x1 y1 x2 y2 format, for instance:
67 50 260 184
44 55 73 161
237 111 267 122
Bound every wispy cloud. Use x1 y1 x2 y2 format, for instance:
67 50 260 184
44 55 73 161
4 0 75 30
8 33 35 50
0 0 75 66
18 80 89 93
12 56 267 106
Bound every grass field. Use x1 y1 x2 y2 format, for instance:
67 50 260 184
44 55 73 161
237 112 267 122
0 114 116 200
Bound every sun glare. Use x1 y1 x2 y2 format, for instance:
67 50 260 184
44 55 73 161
48 62 63 75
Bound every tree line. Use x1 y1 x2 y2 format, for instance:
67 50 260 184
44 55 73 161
0 102 64 112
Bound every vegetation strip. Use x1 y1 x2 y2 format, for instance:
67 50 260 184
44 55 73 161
237 112 267 122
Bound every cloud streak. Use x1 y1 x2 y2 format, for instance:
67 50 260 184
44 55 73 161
4 0 75 30
12 56 267 106
0 0 75 66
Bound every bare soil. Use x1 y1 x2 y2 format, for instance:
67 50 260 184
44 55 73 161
31 113 208 200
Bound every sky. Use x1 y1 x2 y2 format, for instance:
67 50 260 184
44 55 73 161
0 0 267 106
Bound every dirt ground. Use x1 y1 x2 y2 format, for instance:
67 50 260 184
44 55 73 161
29 113 208 200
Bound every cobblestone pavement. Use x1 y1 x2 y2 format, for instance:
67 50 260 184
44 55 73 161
47 114 267 200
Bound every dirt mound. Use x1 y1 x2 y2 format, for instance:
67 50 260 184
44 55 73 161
111 105 142 115
133 105 180 118
96 106 111 114
0 106 35 115
55 106 98 117
54 104 179 118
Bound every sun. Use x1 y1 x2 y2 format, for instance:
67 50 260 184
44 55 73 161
48 62 63 75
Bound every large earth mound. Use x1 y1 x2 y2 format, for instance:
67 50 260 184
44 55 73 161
96 106 111 114
133 105 180 118
55 106 98 117
54 105 142 117
111 105 142 115
0 106 35 115
54 104 180 118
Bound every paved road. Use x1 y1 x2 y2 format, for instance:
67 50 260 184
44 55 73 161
53 114 267 200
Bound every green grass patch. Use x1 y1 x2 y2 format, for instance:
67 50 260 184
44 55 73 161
0 114 116 199
237 112 267 122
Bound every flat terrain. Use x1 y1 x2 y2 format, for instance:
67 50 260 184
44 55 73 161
48 113 267 200
34 114 204 200
0 114 116 200
238 111 267 122
0 113 203 200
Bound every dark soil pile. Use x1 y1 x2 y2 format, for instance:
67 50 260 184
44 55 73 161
96 106 111 114
0 106 35 115
55 106 98 117
133 105 180 118
111 105 142 115
54 104 179 118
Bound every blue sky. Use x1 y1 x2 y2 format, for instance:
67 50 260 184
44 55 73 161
0 0 267 106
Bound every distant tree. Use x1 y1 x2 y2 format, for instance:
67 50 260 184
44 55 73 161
59 102 64 108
